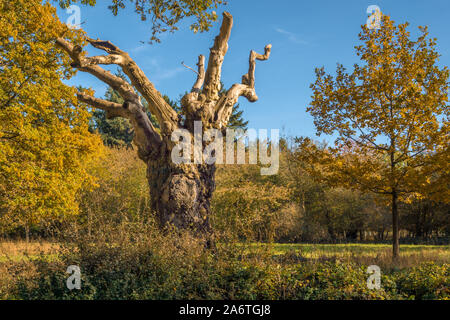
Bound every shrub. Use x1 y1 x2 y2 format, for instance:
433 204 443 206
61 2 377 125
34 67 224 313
394 262 449 300
9 219 449 300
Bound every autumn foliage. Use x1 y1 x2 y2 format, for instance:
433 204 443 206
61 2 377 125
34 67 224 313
308 15 449 258
0 0 102 238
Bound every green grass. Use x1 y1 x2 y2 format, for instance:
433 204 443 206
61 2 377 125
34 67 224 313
262 243 450 269
1 241 448 268
271 243 448 254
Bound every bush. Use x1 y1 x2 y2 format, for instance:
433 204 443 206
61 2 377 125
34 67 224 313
11 222 449 300
394 262 449 300
11 221 262 300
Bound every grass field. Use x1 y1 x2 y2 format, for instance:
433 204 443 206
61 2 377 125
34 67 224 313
267 243 450 269
2 240 448 273
2 241 448 264
0 241 60 262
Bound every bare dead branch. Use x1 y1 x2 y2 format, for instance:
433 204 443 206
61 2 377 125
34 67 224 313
179 55 206 115
77 91 126 119
123 101 163 161
77 91 162 161
214 44 272 129
57 37 179 136
81 54 126 67
243 44 272 88
86 37 124 54
85 38 179 135
203 12 233 102
56 38 138 102
192 55 206 93
182 61 199 76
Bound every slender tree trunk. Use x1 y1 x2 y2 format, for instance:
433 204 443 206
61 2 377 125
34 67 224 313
300 191 306 216
392 190 400 260
25 223 30 243
325 209 336 243
389 135 400 261
87 207 92 237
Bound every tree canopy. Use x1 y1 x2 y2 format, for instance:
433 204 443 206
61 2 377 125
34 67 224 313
55 0 226 43
0 0 102 237
307 14 449 258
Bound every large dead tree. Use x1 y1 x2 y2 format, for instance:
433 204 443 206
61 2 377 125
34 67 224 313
56 12 271 246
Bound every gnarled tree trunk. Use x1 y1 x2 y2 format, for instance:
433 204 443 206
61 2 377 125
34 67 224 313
56 12 271 244
147 156 216 244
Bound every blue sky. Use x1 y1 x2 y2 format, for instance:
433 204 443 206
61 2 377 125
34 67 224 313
56 0 450 141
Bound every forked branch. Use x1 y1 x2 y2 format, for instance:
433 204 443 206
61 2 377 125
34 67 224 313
56 38 138 102
77 92 126 119
56 36 179 136
86 37 179 135
214 44 272 128
180 54 206 115
243 44 272 89
192 55 206 94
77 90 162 161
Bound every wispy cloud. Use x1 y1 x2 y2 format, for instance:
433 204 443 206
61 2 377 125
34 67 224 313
275 28 308 45
131 45 148 54
143 58 184 83
155 67 184 81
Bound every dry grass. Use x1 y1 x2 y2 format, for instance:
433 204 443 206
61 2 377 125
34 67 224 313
0 259 38 299
271 243 450 269
2 241 448 267
0 240 60 262
351 249 449 269
0 241 52 299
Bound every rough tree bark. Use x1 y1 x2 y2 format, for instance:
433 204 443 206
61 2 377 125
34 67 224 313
56 12 271 246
